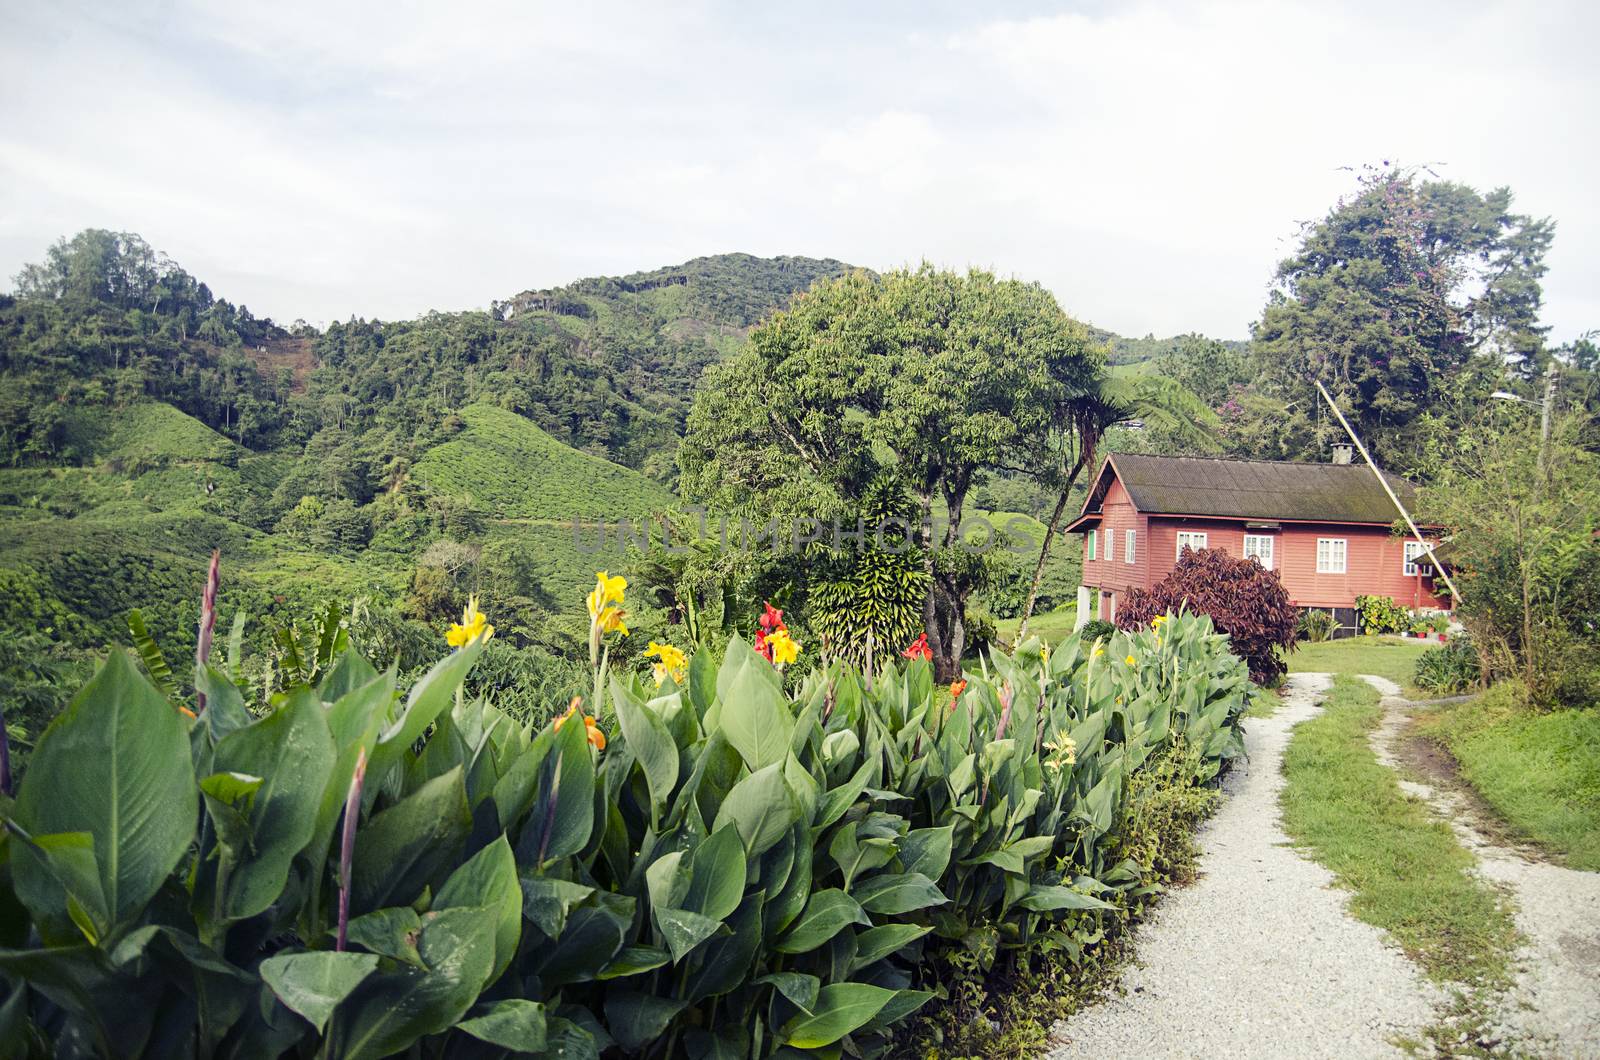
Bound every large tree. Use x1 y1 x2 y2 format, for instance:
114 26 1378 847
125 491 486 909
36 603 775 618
1252 166 1554 468
680 266 1099 679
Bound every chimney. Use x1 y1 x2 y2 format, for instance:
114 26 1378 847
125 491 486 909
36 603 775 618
1330 443 1354 465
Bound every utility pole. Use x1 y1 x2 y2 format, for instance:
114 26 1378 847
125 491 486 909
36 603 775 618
1314 381 1462 606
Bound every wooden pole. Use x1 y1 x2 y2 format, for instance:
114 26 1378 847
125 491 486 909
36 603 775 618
1313 381 1462 606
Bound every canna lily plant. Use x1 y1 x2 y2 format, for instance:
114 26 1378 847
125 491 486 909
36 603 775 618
0 562 1250 1059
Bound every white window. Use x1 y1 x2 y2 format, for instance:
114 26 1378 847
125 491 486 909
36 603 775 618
1176 531 1207 558
1316 538 1347 574
1105 528 1114 562
1087 529 1096 561
1243 534 1275 570
1404 540 1432 576
1125 529 1136 564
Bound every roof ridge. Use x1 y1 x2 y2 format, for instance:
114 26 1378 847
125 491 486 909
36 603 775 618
1108 451 1380 470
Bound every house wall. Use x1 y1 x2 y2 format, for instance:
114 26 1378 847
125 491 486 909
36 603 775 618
1081 506 1448 616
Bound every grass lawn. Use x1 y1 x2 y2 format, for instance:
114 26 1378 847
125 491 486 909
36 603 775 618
1280 675 1517 985
994 605 1077 647
1416 686 1600 871
1288 635 1433 696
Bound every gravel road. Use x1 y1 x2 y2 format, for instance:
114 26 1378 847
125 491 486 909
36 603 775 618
1048 673 1439 1059
1366 677 1600 1057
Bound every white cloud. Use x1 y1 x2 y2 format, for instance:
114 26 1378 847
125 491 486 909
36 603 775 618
0 0 1594 341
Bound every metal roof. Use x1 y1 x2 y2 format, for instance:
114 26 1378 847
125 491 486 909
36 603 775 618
1088 452 1419 525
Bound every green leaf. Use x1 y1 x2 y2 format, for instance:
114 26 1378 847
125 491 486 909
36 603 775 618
776 889 868 954
756 971 820 1015
1018 885 1116 912
712 762 797 858
519 876 594 938
898 825 953 881
371 639 485 777
351 767 471 915
683 825 745 921
332 906 497 1060
852 872 947 915
850 923 931 970
780 983 897 1049
612 675 679 822
342 906 424 966
207 688 336 920
6 828 108 945
597 944 671 980
125 609 178 699
457 999 546 1051
12 650 196 933
656 906 724 963
434 835 521 980
517 714 595 866
604 990 687 1052
717 640 793 772
817 758 874 830
259 950 379 1034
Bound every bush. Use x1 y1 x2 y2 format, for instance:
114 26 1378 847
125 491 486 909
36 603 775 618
0 602 1253 1057
1298 608 1338 643
1356 594 1411 635
1118 547 1300 684
1414 637 1482 694
1079 618 1118 645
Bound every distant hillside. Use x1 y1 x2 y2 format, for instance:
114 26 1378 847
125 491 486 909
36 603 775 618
410 403 673 520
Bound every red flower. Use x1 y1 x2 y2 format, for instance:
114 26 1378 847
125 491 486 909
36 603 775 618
903 633 932 661
759 601 786 632
754 628 772 661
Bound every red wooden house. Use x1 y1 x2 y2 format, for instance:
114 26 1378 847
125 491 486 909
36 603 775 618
1064 452 1448 630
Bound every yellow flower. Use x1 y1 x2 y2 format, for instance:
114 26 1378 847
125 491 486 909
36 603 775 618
587 573 629 640
766 627 800 666
1152 614 1166 627
645 641 688 686
1124 654 1136 666
446 595 495 647
1093 647 1104 657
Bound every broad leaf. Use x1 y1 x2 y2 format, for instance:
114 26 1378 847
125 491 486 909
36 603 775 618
604 991 686 1052
435 835 521 979
712 762 796 858
457 999 546 1051
259 950 379 1033
780 983 897 1049
612 675 679 822
717 640 793 772
12 651 196 933
776 889 868 954
351 767 471 915
853 872 947 915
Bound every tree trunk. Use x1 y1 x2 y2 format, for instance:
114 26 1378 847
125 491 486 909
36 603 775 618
1016 444 1094 641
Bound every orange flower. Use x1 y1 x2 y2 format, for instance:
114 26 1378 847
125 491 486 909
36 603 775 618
949 679 967 699
553 696 606 750
178 706 197 720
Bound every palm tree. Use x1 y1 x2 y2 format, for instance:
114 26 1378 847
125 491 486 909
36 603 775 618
1015 374 1217 640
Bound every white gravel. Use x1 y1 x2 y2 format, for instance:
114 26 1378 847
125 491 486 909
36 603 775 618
1365 678 1600 1058
1048 673 1440 1059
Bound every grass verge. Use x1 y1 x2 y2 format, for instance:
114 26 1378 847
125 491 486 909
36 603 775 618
1288 636 1432 697
1416 683 1600 871
1280 675 1517 986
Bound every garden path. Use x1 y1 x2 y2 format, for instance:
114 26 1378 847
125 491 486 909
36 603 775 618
1049 673 1438 1059
1366 676 1600 1057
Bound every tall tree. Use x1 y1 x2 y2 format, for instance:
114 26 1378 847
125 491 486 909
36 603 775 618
680 266 1098 679
1251 165 1554 468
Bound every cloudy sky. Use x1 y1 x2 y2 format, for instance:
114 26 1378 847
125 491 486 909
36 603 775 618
1 0 1595 341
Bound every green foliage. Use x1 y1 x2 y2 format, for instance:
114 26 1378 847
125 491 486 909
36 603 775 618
1250 165 1555 469
1355 594 1412 636
1297 608 1339 643
0 603 1251 1056
1413 638 1481 694
1120 549 1300 684
1078 619 1117 645
410 403 673 520
1419 411 1600 706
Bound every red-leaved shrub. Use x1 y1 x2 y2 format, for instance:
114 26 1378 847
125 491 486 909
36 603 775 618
1117 547 1299 684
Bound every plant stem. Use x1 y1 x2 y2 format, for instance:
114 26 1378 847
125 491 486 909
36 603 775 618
335 746 368 951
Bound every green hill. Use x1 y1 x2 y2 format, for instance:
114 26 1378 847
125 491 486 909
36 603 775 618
411 403 674 520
